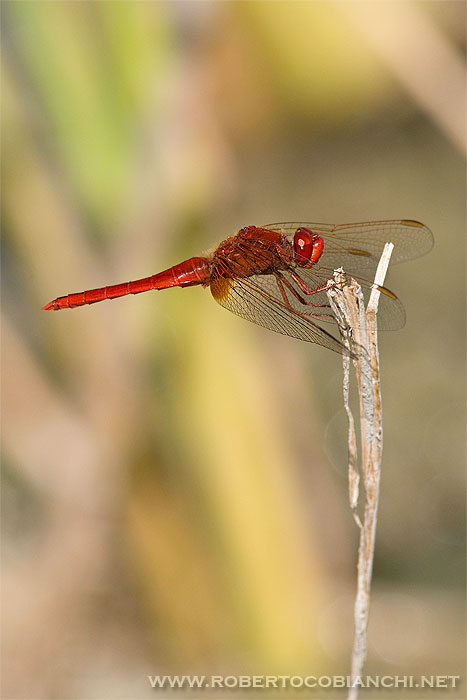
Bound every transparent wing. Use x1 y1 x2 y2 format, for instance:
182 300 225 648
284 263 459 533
290 265 406 330
263 220 433 277
211 274 350 355
209 219 431 351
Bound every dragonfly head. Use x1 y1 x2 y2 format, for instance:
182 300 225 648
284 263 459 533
293 228 324 266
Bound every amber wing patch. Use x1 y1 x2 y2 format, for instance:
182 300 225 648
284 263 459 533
210 277 233 302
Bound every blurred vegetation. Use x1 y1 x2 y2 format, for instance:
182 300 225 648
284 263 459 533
1 2 465 699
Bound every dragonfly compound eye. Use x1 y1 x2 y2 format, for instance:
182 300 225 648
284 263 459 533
293 228 324 265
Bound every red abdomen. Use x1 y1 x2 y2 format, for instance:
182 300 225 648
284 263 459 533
43 256 210 310
151 257 210 289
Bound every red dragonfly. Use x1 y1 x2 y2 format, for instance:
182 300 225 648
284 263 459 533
43 220 433 355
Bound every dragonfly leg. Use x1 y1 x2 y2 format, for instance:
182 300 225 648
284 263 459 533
282 272 334 315
274 272 335 323
288 270 335 298
273 241 334 301
275 271 306 305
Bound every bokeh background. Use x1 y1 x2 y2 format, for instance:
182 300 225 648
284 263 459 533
2 2 465 699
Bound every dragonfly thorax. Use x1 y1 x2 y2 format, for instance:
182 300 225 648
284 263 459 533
210 226 293 280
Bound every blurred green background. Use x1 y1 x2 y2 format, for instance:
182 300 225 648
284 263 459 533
1 2 465 698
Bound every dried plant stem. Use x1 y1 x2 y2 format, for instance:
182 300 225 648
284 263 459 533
327 243 394 700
